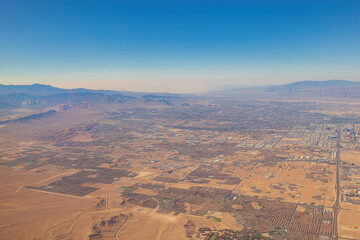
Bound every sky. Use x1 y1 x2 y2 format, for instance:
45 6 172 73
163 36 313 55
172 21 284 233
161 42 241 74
1 0 359 93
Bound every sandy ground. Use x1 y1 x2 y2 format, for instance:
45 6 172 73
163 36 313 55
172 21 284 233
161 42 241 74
0 167 94 240
0 165 244 240
338 209 360 239
341 150 360 165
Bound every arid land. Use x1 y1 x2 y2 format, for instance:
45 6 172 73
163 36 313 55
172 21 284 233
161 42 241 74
1 94 360 240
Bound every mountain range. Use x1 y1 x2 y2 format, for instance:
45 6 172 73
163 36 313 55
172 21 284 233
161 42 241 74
265 80 360 92
0 83 182 109
1 80 360 109
207 80 360 100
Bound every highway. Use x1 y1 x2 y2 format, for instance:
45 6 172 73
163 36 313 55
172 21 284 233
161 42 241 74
331 129 341 240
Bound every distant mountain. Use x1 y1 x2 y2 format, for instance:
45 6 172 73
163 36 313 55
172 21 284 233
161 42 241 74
0 83 62 96
0 83 185 109
0 83 122 96
266 80 360 92
205 80 360 100
0 90 135 108
264 80 360 100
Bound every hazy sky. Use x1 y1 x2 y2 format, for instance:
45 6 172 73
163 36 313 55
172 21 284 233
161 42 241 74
1 0 359 93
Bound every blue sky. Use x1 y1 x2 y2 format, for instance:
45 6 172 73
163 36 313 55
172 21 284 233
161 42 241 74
1 0 359 92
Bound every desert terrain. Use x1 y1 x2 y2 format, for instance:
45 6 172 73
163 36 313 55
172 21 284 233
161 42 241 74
1 83 360 239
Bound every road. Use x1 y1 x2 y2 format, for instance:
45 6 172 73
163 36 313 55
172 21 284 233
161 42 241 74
114 215 129 240
331 129 341 240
